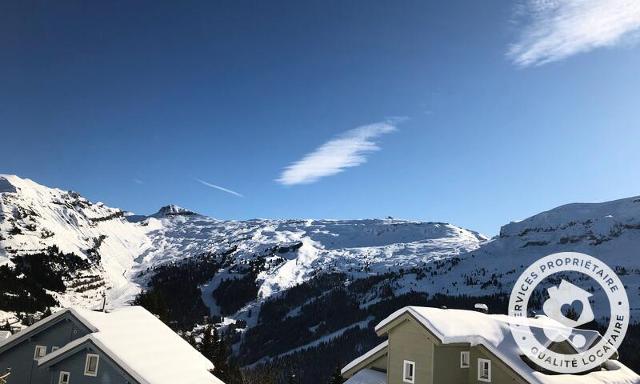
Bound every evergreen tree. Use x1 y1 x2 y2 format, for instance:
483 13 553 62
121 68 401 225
133 289 170 324
327 366 344 384
212 330 242 384
243 366 277 384
197 324 242 384
200 324 216 361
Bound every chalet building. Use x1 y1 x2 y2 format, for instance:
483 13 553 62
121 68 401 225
342 306 639 384
0 306 224 384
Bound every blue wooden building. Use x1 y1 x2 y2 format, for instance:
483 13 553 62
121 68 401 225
0 307 224 384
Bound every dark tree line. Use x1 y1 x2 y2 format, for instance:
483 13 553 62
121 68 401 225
191 323 243 384
134 253 222 329
213 274 259 316
133 256 640 384
245 326 373 384
212 256 275 316
0 246 90 313
239 271 513 383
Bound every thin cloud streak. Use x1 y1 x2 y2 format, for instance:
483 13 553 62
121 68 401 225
195 178 244 197
508 0 640 67
277 121 398 186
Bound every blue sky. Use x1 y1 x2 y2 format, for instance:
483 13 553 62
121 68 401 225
2 0 640 235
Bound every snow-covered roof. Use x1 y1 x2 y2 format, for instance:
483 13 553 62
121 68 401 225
38 306 222 384
341 340 388 375
375 307 640 384
343 368 386 384
0 331 11 340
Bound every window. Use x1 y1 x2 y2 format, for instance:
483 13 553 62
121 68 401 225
58 371 70 384
34 345 47 359
403 360 415 383
84 354 99 376
460 351 470 368
478 358 492 382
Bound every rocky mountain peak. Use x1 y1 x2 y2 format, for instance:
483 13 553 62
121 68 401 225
152 204 197 217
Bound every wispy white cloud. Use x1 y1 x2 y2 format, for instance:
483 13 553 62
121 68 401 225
276 120 399 186
195 178 244 197
508 0 640 67
132 178 144 185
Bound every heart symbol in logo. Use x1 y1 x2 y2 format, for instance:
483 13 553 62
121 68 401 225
560 300 583 322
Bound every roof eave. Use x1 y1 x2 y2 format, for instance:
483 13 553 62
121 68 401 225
0 308 94 354
341 340 388 377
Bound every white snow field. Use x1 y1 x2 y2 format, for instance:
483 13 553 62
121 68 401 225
1 173 640 326
0 175 152 310
0 175 485 313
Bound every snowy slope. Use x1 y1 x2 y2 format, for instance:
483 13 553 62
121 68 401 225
137 214 486 300
2 174 639 331
0 175 152 309
419 196 640 319
476 196 640 289
0 175 485 317
228 197 640 370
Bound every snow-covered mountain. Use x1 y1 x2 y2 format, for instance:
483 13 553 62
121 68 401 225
438 196 640 303
139 213 486 301
2 174 639 316
0 175 152 310
2 174 640 379
0 174 485 317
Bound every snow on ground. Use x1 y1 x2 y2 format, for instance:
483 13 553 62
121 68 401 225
0 175 152 307
199 269 244 316
0 175 487 318
2 174 640 328
132 204 486 312
424 196 640 320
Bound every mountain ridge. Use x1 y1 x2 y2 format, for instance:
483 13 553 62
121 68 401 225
2 173 639 315
1 174 640 383
0 174 485 313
